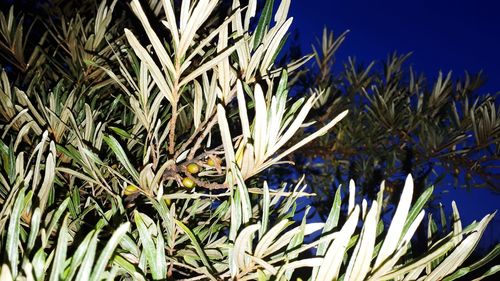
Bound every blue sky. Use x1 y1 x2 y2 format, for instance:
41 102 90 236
290 0 500 94
289 0 499 247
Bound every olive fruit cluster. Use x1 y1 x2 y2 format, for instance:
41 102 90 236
181 163 199 188
181 157 221 189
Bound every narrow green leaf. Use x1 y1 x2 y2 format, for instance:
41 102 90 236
103 135 139 182
174 219 215 273
56 144 83 165
89 222 130 281
467 243 500 271
402 185 433 240
471 265 500 281
113 255 144 280
233 164 252 224
32 248 47 280
6 187 25 278
259 181 271 239
75 230 100 281
27 207 41 253
217 104 235 167
440 203 447 233
45 197 70 247
124 29 174 104
373 174 414 269
344 201 378 281
317 206 360 281
134 211 161 279
66 230 97 281
253 0 275 50
48 215 69 281
442 268 470 281
233 224 260 270
317 187 341 256
155 224 167 279
255 219 291 257
179 41 242 87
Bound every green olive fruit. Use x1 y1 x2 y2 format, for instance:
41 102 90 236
187 163 200 174
182 177 196 188
165 198 172 206
124 185 139 195
207 157 220 167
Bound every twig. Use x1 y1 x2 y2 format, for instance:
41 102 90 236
175 112 216 159
187 115 219 160
168 102 178 155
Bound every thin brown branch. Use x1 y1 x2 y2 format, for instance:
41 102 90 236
168 102 178 155
187 115 218 160
175 112 217 159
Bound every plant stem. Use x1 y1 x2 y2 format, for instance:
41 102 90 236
168 101 178 155
187 115 218 160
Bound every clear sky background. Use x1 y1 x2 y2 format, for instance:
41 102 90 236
289 0 499 247
289 0 500 94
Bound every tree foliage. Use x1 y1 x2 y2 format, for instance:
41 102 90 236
0 0 498 280
288 29 499 212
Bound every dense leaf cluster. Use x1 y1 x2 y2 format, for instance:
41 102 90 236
0 0 497 280
287 30 499 211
